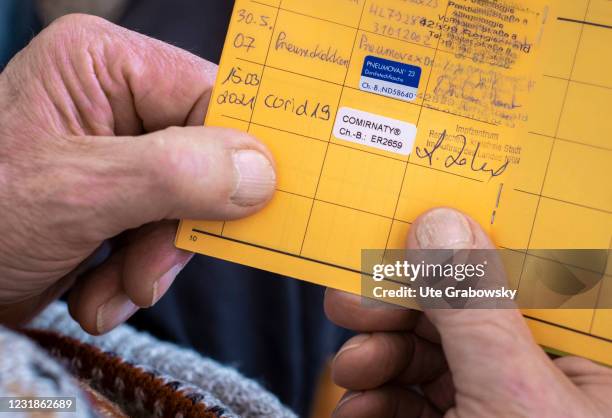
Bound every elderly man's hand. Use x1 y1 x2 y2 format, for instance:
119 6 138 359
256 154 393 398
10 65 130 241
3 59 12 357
0 14 276 333
326 208 612 418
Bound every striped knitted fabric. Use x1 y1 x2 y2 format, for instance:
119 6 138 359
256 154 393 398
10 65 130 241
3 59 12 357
0 302 296 418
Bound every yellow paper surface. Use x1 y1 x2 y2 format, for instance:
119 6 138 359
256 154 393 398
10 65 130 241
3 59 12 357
177 0 612 365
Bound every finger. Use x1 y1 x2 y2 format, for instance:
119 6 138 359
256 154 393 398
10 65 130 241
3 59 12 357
324 289 441 344
68 250 138 334
422 370 455 412
554 356 612 381
0 240 117 326
554 357 612 414
333 387 441 418
406 208 567 400
70 126 276 238
324 288 419 332
122 221 192 307
415 314 441 344
0 272 78 327
333 332 446 390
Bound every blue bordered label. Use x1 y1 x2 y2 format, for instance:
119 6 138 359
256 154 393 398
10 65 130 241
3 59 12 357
360 56 421 102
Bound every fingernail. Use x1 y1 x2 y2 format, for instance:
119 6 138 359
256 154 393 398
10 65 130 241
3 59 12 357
96 294 138 334
416 208 474 250
231 150 276 206
152 263 184 306
333 391 362 417
334 334 371 362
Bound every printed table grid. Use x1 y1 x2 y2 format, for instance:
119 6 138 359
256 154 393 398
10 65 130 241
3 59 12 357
516 0 611 337
220 0 283 237
233 56 499 127
543 74 612 91
220 114 487 184
224 0 610 276
240 1 516 127
217 0 456 257
223 0 610 226
384 0 451 252
187 0 612 348
298 0 368 256
220 0 487 248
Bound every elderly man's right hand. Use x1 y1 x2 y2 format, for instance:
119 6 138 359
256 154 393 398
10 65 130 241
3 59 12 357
0 14 277 333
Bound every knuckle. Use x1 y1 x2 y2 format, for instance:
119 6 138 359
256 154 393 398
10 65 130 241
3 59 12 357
146 132 177 193
376 333 405 375
44 13 109 39
146 129 194 198
30 14 105 64
34 14 113 63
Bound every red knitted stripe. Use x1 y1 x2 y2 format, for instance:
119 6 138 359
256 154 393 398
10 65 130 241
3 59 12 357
24 329 222 418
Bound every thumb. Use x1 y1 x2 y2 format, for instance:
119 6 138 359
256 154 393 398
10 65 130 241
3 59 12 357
406 208 566 407
73 125 276 236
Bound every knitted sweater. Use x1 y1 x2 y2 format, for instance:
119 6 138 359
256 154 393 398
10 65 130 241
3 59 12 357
0 302 296 418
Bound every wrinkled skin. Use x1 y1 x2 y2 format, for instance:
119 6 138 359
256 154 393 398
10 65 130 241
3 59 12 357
2 14 610 417
0 14 276 333
327 208 612 418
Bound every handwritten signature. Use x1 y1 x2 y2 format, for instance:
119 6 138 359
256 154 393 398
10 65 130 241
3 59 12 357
415 130 510 179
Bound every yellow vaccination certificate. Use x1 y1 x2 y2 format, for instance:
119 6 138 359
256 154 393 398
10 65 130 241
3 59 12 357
177 0 612 366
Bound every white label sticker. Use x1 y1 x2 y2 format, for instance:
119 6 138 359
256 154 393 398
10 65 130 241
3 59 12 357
332 107 417 156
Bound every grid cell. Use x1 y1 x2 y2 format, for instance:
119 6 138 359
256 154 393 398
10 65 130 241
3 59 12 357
543 140 612 213
226 1 280 64
555 0 590 20
250 125 327 198
529 198 612 250
492 190 539 250
360 0 448 49
316 144 405 218
223 191 313 254
283 0 364 27
252 67 342 141
585 0 612 26
557 81 612 148
346 30 436 107
211 60 264 122
539 19 585 79
396 163 498 228
267 9 357 84
525 76 567 137
385 220 410 250
573 25 612 88
332 88 420 160
301 201 392 270
512 133 554 194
